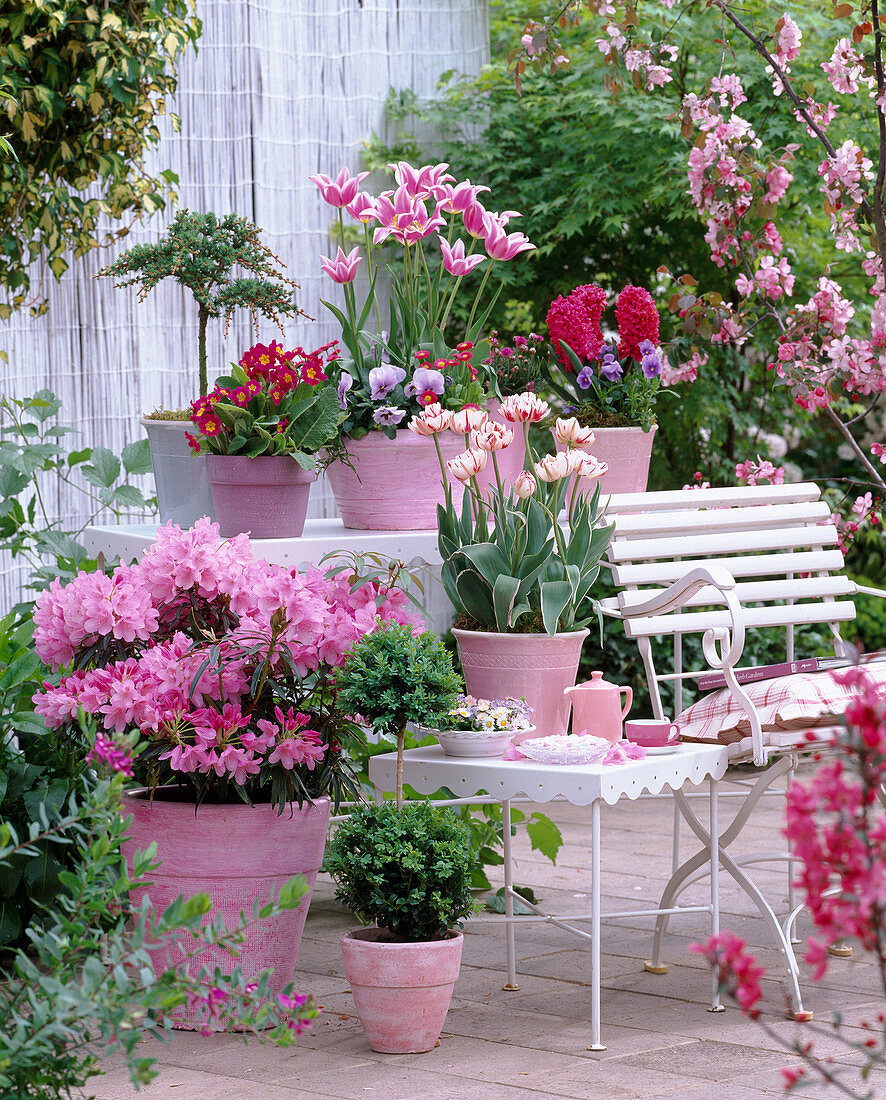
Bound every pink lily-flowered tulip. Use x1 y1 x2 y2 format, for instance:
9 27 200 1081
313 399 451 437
346 191 377 224
308 167 369 208
499 392 550 423
319 245 362 284
484 219 536 261
408 402 453 435
449 404 489 434
534 452 572 483
390 161 454 200
439 237 486 277
554 417 596 449
462 199 489 239
373 188 445 246
471 421 515 452
514 470 537 499
448 447 488 482
440 179 490 215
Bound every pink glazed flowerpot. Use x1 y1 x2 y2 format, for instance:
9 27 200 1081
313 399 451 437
325 430 465 530
340 928 463 1053
122 790 330 1030
452 627 589 740
206 454 315 538
561 424 657 498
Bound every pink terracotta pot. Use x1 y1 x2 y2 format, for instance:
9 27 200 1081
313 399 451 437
325 430 465 530
560 424 657 498
122 790 330 1030
452 627 589 740
206 455 315 538
340 928 463 1053
471 398 527 498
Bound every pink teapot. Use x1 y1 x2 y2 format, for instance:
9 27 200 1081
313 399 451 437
564 672 632 745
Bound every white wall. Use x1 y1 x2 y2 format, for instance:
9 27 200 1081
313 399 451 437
0 0 489 613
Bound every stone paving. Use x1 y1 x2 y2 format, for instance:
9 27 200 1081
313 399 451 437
94 776 886 1100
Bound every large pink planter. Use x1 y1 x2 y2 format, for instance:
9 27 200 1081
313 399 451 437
340 928 463 1053
452 627 589 740
122 790 330 1030
206 454 315 538
572 425 657 497
325 430 465 530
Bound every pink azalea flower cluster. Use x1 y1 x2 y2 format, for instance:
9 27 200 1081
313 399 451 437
33 519 419 803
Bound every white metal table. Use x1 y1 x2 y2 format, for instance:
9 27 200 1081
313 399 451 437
369 743 729 1050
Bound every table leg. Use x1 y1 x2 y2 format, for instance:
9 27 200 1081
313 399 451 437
502 798 519 991
709 777 724 1012
588 798 605 1051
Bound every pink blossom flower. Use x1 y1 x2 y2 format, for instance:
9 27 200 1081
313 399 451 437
482 220 536 261
447 447 488 481
319 245 362 284
449 405 489 434
534 452 571 483
308 167 369 208
498 392 550 424
471 421 514 452
438 237 486 277
513 470 537 499
554 417 595 449
408 403 453 435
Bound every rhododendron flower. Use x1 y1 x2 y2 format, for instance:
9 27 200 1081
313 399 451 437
447 447 488 481
320 245 362 284
498 392 549 423
309 167 369 208
408 403 452 435
369 363 406 401
471 421 515 452
534 452 572 482
449 404 488 434
554 417 595 449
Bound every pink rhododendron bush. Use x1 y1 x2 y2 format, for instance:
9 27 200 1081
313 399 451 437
32 518 419 809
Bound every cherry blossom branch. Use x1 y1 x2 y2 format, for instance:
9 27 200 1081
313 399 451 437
825 405 886 491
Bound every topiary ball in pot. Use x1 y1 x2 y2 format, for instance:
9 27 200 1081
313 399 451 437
326 800 479 1054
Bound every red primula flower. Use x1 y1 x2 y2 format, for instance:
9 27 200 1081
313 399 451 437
616 285 659 361
300 361 327 385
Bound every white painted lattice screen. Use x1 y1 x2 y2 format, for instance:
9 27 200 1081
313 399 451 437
0 0 489 614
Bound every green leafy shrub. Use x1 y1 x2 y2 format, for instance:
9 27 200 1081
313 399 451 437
850 578 886 652
0 0 200 315
0 767 317 1097
324 801 478 941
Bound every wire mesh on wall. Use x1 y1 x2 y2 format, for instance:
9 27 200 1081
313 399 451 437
0 0 489 614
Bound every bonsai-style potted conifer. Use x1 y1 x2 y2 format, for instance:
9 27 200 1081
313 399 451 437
327 622 478 1054
98 210 306 524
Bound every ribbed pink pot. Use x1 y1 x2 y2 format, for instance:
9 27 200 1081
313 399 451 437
122 791 330 1031
566 425 657 497
206 455 315 538
452 627 589 740
325 430 464 530
471 398 527 498
340 928 463 1053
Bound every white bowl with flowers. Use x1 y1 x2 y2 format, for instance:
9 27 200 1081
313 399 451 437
414 695 534 758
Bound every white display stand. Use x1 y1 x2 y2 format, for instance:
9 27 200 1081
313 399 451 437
369 743 729 1051
82 520 442 569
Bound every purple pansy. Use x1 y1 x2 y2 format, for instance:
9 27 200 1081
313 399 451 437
337 371 353 409
576 366 594 390
639 339 663 379
404 366 445 399
369 363 406 401
599 344 623 382
373 406 406 426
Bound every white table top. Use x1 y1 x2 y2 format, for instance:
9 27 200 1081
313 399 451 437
368 743 729 808
83 521 442 567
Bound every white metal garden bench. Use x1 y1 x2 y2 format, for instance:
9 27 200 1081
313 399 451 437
599 481 886 1018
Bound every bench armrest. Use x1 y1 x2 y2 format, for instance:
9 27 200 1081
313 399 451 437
613 565 738 618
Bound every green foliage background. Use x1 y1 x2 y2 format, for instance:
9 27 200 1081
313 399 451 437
0 0 200 315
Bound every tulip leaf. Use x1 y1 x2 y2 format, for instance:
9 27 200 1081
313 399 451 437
540 580 572 636
492 573 520 632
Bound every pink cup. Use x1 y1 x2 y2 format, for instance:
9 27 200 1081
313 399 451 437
624 719 677 748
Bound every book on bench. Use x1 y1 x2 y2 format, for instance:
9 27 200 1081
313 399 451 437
695 651 886 691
